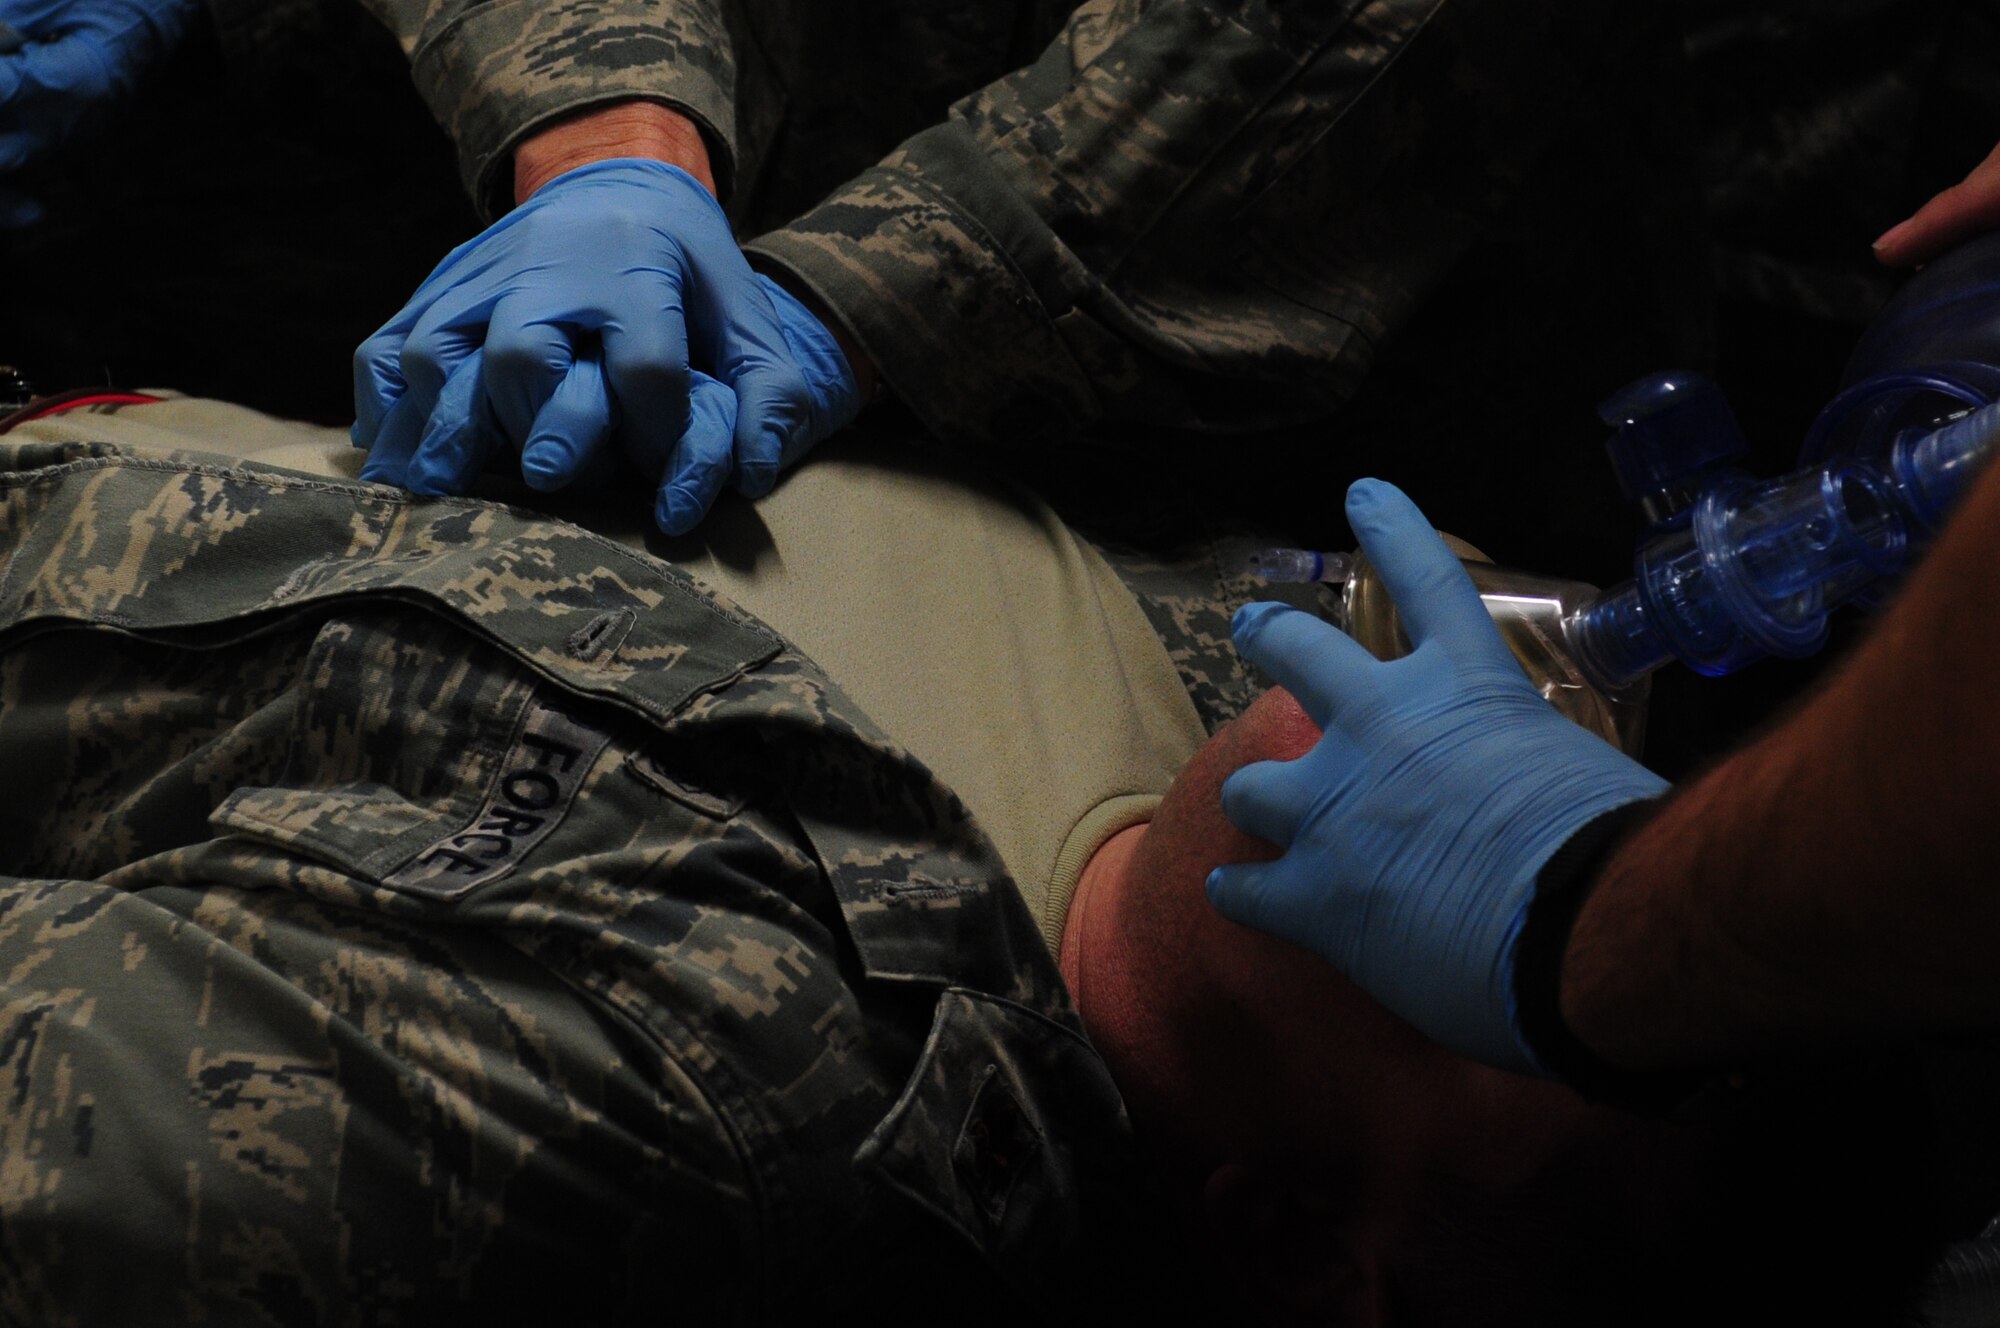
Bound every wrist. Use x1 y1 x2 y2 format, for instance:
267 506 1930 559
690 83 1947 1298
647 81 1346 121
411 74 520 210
1511 799 1705 1109
513 101 716 206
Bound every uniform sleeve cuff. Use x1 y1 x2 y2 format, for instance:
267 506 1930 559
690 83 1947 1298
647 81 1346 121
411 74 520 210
406 0 739 219
743 131 1103 451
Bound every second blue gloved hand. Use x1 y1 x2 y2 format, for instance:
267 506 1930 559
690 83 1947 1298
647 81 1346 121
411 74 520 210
0 0 198 228
352 158 861 535
1208 479 1668 1073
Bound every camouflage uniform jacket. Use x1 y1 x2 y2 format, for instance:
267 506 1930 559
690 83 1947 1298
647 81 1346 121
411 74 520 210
0 437 1153 1322
199 0 1667 453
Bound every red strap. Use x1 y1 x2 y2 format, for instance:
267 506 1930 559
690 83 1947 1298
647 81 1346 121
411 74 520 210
0 390 165 435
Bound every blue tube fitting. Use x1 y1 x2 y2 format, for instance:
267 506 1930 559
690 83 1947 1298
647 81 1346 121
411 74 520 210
1598 372 1751 530
1566 400 1999 689
1560 235 2000 690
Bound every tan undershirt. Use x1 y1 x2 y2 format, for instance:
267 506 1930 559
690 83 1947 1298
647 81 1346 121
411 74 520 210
12 397 1208 952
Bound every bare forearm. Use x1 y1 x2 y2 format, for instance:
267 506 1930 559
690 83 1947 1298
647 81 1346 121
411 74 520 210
1561 457 2000 1069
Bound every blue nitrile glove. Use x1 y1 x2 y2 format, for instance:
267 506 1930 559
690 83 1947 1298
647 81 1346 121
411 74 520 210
0 0 198 227
1208 479 1669 1074
352 158 861 536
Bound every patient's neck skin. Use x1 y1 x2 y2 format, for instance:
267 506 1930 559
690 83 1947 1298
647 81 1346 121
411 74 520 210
1058 823 1147 1070
1055 690 1384 1178
1059 689 1654 1196
1060 821 1196 1153
1061 691 1708 1322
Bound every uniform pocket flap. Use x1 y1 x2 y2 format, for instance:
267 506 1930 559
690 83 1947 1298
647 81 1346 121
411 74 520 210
0 456 781 730
855 989 1137 1300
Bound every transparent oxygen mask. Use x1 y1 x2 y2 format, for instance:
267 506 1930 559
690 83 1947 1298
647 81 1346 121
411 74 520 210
1251 543 1650 757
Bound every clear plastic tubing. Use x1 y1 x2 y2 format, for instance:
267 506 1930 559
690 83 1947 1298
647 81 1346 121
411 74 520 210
1248 548 1354 586
1565 397 2000 688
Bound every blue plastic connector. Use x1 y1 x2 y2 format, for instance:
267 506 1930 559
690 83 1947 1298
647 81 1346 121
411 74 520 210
1566 400 2000 688
1561 235 2000 689
1599 372 1752 530
1803 232 2000 464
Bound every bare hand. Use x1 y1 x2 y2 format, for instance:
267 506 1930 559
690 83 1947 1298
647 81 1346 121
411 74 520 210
1875 140 2000 268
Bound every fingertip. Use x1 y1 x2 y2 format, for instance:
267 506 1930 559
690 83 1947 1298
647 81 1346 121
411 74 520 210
655 486 700 537
1218 763 1249 815
1344 476 1421 527
1205 865 1258 924
404 447 455 497
1231 600 1295 641
1345 476 1409 516
735 447 779 499
520 439 575 492
1218 758 1316 849
1345 477 1383 509
1871 219 1914 264
656 449 729 533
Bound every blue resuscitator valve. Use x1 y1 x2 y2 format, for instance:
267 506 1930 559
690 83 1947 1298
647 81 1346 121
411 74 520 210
1561 231 2000 688
1594 372 1751 532
1564 396 1999 686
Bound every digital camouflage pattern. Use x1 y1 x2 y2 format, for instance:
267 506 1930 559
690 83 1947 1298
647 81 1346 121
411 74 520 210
346 0 738 218
748 0 1674 451
197 0 1673 449
765 0 1667 454
1086 529 1337 736
269 0 1084 224
0 439 1151 1322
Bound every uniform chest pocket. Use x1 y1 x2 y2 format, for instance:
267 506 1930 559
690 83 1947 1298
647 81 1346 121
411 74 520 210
205 605 617 896
0 456 784 895
856 989 1146 1301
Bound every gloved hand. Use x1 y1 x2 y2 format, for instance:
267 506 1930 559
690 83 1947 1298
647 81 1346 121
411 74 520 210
1208 479 1669 1073
0 0 198 228
352 158 861 535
